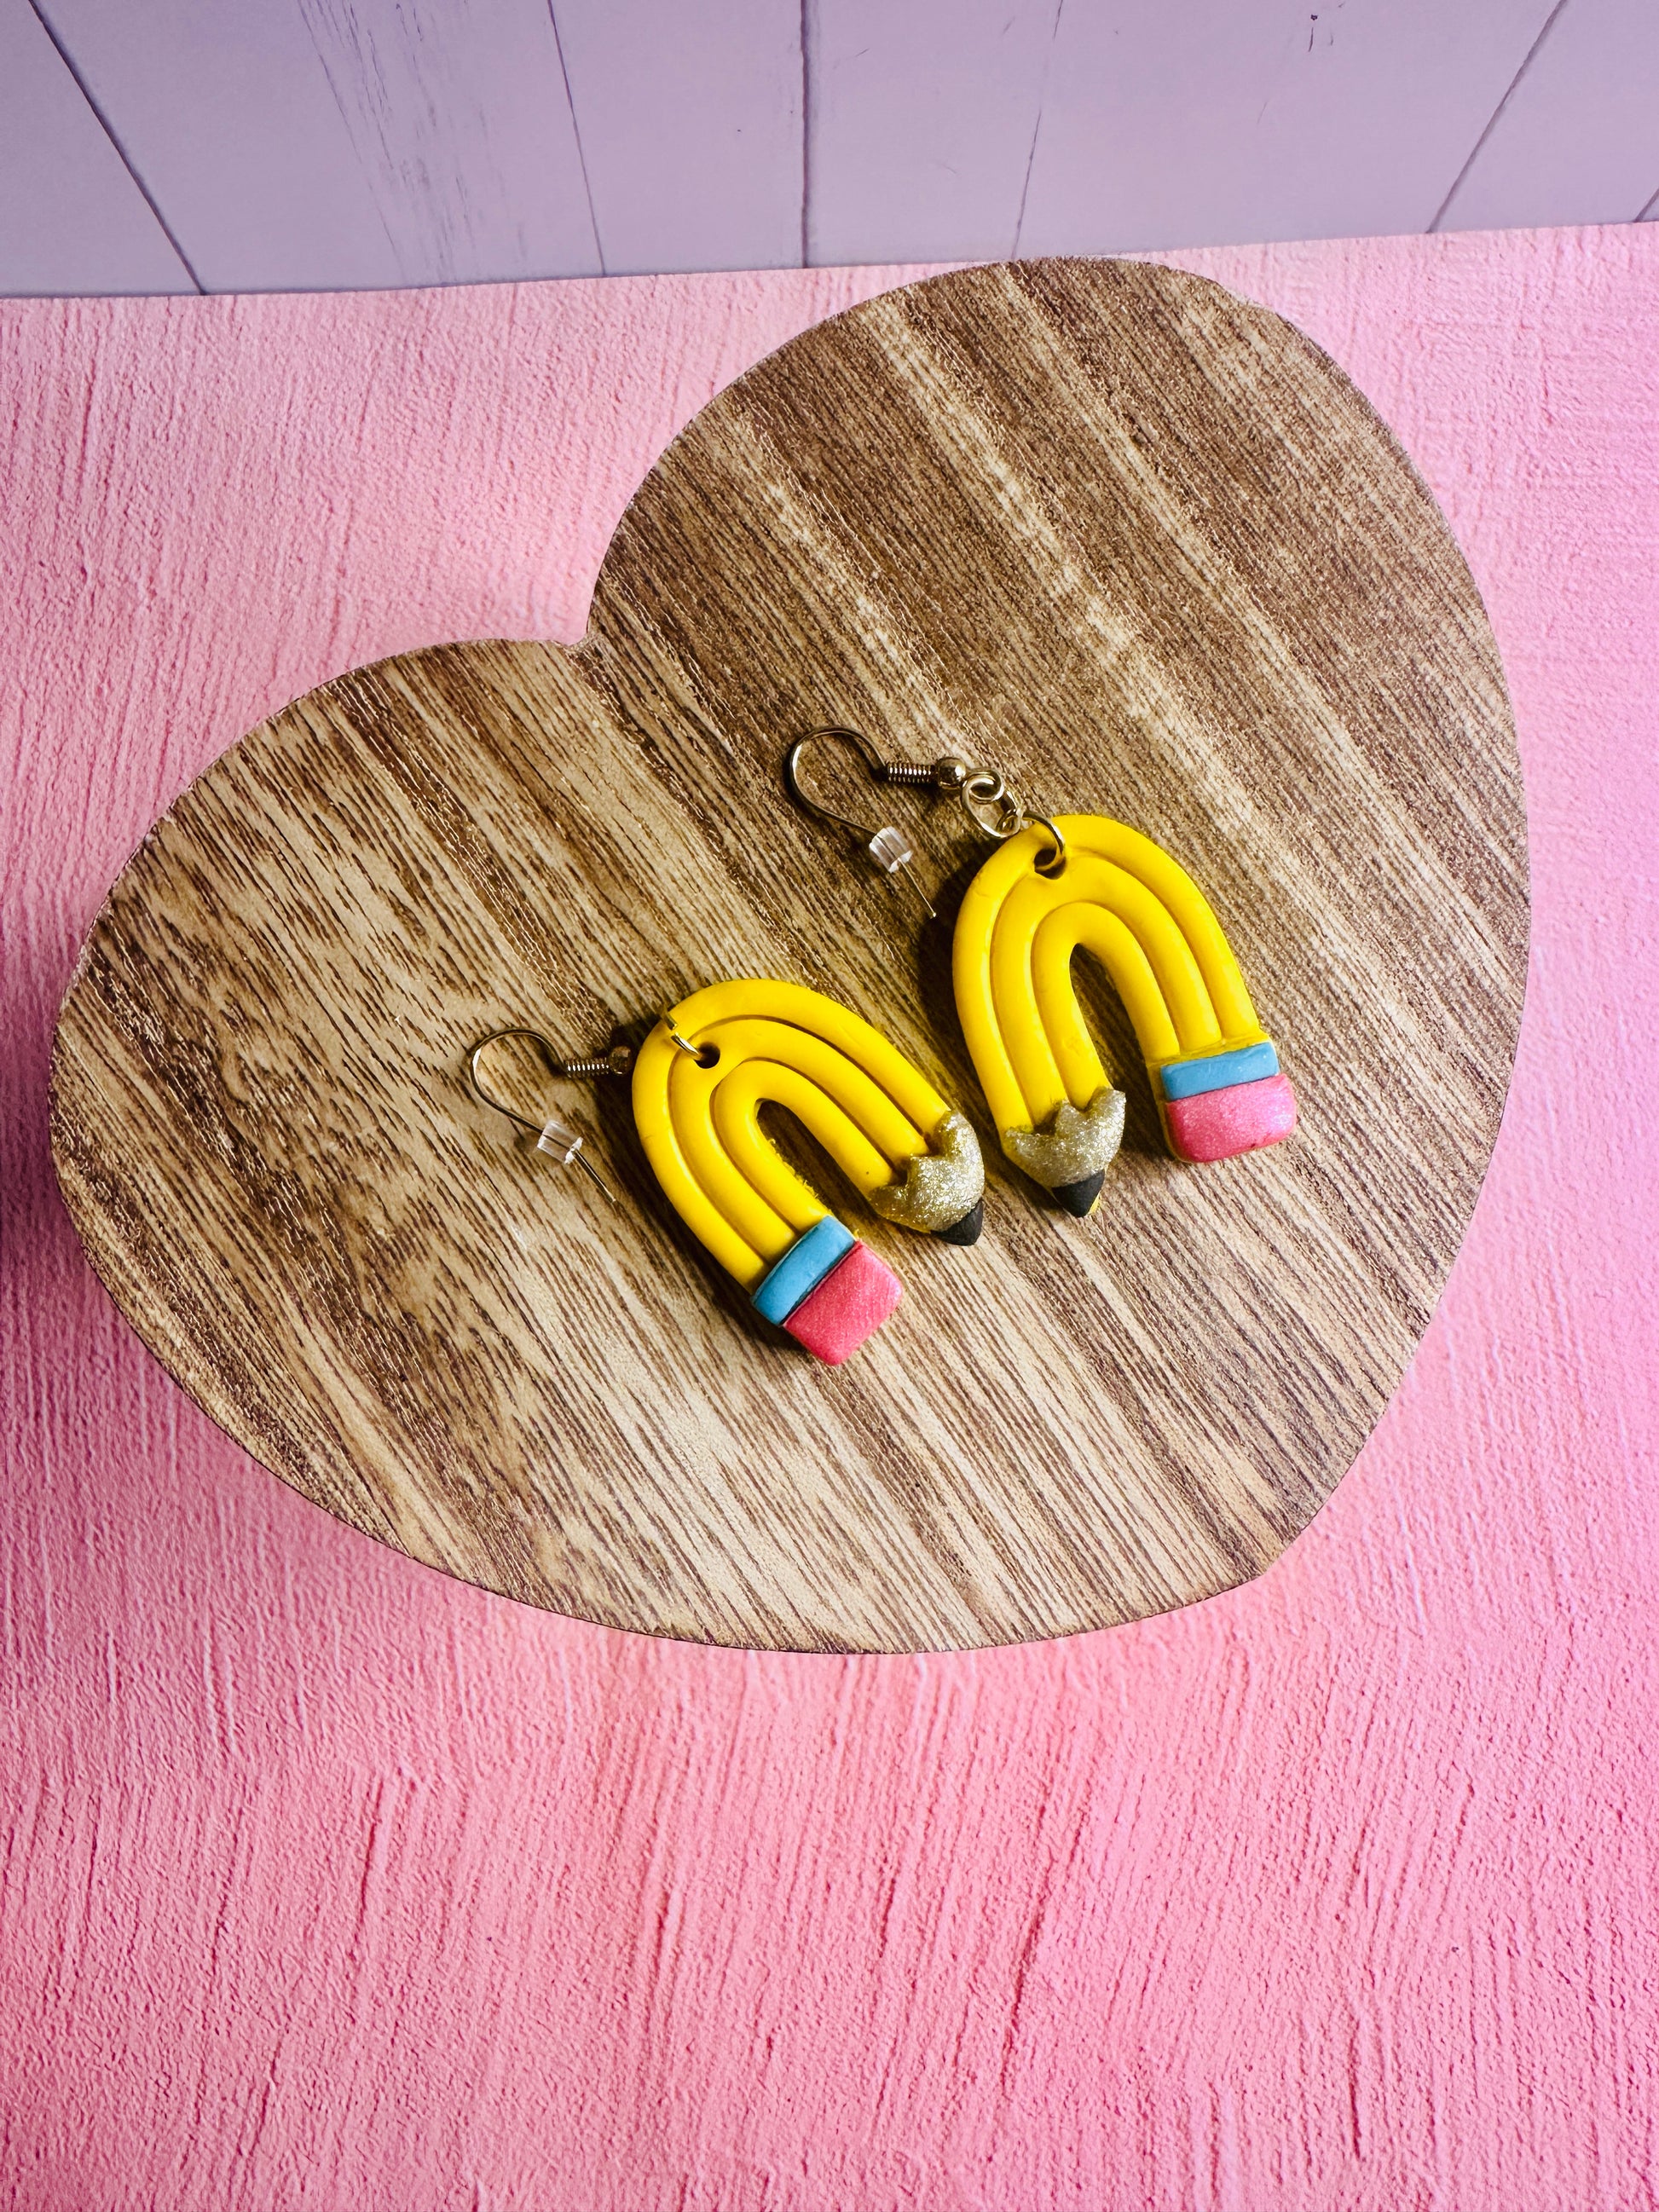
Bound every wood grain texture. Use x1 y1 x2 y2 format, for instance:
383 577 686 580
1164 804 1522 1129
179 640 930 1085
49 258 1527 1653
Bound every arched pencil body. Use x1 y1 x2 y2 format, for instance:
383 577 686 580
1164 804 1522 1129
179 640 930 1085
632 980 984 1364
955 817 1298 1211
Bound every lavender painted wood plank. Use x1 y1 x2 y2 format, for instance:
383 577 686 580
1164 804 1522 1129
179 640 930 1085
32 0 598 292
9 0 1656 298
553 0 801 274
32 0 412 292
804 0 1060 266
290 0 599 282
0 0 194 295
1434 0 1659 233
1018 0 1560 257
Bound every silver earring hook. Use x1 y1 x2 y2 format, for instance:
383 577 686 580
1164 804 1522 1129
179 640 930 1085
785 725 1066 885
783 727 939 920
467 1027 629 1199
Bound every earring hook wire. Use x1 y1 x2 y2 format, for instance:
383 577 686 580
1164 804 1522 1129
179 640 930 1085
783 727 939 919
785 725 1066 879
661 1016 719 1066
783 726 898 836
467 1027 620 1198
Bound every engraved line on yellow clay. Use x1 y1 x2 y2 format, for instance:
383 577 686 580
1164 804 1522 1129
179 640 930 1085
1032 904 1174 1098
668 1048 799 1262
633 1020 763 1285
997 862 1217 1128
1066 814 1259 1041
668 979 951 1137
668 1020 924 1264
692 1019 928 1167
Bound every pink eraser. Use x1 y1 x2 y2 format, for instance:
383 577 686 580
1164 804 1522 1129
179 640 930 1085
783 1241 903 1364
1167 1073 1298 1163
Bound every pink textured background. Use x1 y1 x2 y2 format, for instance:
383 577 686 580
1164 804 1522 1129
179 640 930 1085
3 229 1656 2209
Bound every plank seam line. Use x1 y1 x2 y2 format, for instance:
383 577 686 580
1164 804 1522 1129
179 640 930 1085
1013 0 1069 257
1427 0 1570 234
24 0 205 293
546 2 605 274
800 0 813 267
298 7 402 274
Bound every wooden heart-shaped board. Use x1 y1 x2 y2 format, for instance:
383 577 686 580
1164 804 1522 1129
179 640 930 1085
50 260 1526 1653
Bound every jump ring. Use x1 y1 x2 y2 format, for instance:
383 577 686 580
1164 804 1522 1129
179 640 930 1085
1030 816 1068 875
960 774 1025 841
662 1016 719 1067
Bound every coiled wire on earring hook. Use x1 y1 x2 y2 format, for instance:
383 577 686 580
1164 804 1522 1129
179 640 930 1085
785 725 1066 880
466 1028 627 1198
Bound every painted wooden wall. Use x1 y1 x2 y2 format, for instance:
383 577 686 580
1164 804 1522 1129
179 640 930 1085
5 0 1659 295
4 225 1659 2207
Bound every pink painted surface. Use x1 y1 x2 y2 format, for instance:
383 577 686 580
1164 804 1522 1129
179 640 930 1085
3 230 1657 2208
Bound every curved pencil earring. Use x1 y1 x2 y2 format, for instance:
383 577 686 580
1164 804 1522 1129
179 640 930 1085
469 981 985 1366
783 723 1297 1220
467 1027 631 1199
